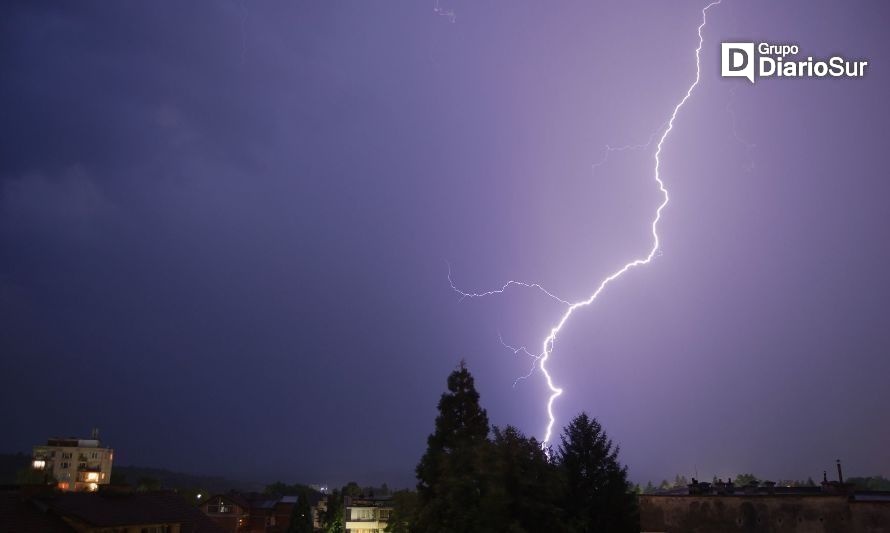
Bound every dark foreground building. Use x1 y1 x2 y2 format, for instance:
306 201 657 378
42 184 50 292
0 486 224 532
640 475 890 533
198 490 326 532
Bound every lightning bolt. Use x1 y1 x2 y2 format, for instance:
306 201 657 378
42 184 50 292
450 0 723 446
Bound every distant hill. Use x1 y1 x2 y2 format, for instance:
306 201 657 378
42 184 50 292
0 453 261 493
0 452 30 484
110 465 263 493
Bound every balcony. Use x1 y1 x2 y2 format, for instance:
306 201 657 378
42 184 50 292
78 469 103 483
345 520 387 530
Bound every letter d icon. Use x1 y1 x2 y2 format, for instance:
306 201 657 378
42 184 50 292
721 42 755 83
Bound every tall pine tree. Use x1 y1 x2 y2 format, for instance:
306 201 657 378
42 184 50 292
415 361 491 532
558 413 638 533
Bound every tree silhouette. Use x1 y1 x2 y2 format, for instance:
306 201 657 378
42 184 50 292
486 425 565 532
415 361 491 532
558 413 638 533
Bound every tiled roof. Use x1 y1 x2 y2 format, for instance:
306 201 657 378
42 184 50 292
40 490 225 532
0 490 73 533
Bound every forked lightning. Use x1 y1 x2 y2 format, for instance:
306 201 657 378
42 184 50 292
450 1 724 446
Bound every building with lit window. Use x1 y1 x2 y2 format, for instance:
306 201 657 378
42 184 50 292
344 496 392 533
31 429 113 492
198 491 326 532
199 493 250 531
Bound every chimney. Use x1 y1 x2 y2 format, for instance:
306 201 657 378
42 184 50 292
91 428 99 440
836 459 844 484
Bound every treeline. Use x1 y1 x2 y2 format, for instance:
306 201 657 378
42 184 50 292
636 474 818 494
635 473 890 494
383 362 638 533
847 476 890 491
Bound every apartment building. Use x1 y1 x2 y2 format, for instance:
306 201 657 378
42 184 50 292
31 429 113 492
344 496 392 533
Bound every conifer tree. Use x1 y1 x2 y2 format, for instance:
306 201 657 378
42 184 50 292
415 361 491 532
487 425 566 532
558 413 638 533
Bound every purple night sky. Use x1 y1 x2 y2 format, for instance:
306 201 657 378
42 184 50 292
1 1 888 488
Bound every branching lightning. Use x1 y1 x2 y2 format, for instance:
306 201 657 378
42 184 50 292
589 123 665 172
448 263 572 307
449 0 723 446
433 0 456 23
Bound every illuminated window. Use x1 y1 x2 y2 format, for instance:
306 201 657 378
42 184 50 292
88 482 99 492
32 460 46 469
85 472 99 482
352 509 374 520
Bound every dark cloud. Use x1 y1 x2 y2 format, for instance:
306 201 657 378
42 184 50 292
2 1 888 487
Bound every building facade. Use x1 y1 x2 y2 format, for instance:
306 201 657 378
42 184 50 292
31 431 113 492
199 493 251 531
640 479 890 533
344 496 392 533
199 491 325 532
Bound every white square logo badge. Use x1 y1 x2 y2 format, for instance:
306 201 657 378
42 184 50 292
722 42 755 83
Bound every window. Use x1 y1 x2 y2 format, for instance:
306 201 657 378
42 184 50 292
32 460 46 469
378 509 391 521
61 462 69 469
351 508 374 520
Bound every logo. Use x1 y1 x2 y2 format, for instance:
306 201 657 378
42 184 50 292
721 42 868 83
